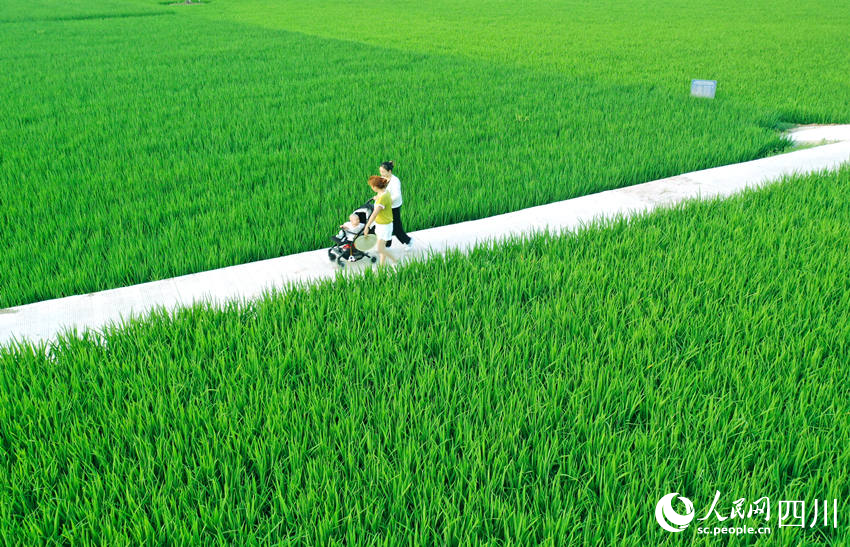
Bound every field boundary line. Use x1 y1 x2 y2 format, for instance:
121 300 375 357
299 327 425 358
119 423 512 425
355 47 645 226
0 12 173 24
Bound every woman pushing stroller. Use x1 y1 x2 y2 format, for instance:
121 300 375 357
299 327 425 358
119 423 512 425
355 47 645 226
363 175 399 266
327 161 413 267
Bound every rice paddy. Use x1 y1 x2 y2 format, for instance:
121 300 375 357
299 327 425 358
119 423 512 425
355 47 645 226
6 0 850 306
3 167 849 544
3 0 849 544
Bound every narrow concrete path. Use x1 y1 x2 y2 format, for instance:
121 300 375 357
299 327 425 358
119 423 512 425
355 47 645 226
3 125 849 348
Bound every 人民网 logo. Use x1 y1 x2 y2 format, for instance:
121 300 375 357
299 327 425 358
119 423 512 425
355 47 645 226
655 493 696 533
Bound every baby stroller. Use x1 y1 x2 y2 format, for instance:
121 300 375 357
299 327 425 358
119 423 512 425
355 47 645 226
328 199 378 268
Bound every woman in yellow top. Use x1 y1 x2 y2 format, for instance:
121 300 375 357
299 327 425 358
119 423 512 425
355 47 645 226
363 175 398 265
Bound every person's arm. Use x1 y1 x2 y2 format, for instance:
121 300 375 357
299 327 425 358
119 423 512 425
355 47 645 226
364 204 383 232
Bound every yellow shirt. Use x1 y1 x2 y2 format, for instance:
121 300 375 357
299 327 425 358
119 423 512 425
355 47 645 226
374 191 393 224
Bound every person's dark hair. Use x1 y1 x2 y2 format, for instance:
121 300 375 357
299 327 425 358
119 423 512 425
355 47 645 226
380 161 394 172
368 175 389 190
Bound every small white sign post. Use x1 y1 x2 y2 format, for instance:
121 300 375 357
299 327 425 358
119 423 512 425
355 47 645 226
691 79 717 98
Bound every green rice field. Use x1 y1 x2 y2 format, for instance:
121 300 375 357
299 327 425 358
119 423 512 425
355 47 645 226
3 167 849 544
2 0 849 306
2 0 850 544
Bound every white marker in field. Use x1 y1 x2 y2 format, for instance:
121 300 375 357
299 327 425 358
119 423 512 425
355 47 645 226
691 79 717 99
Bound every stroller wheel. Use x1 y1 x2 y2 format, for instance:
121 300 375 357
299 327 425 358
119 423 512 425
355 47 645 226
337 258 346 268
370 256 377 263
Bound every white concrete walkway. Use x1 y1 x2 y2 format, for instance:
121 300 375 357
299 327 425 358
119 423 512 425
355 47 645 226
2 125 849 348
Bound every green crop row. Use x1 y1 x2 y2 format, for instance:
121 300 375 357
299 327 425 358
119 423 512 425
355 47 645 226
3 167 848 544
0 1 811 307
0 0 166 22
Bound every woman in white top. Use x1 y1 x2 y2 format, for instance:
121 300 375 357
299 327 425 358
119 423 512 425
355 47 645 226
379 161 413 250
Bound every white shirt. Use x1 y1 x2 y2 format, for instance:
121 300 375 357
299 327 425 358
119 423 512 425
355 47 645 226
386 174 403 208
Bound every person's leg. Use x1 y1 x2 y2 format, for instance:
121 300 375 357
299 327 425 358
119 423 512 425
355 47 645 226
377 238 397 265
377 239 390 265
391 206 411 245
383 222 391 247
